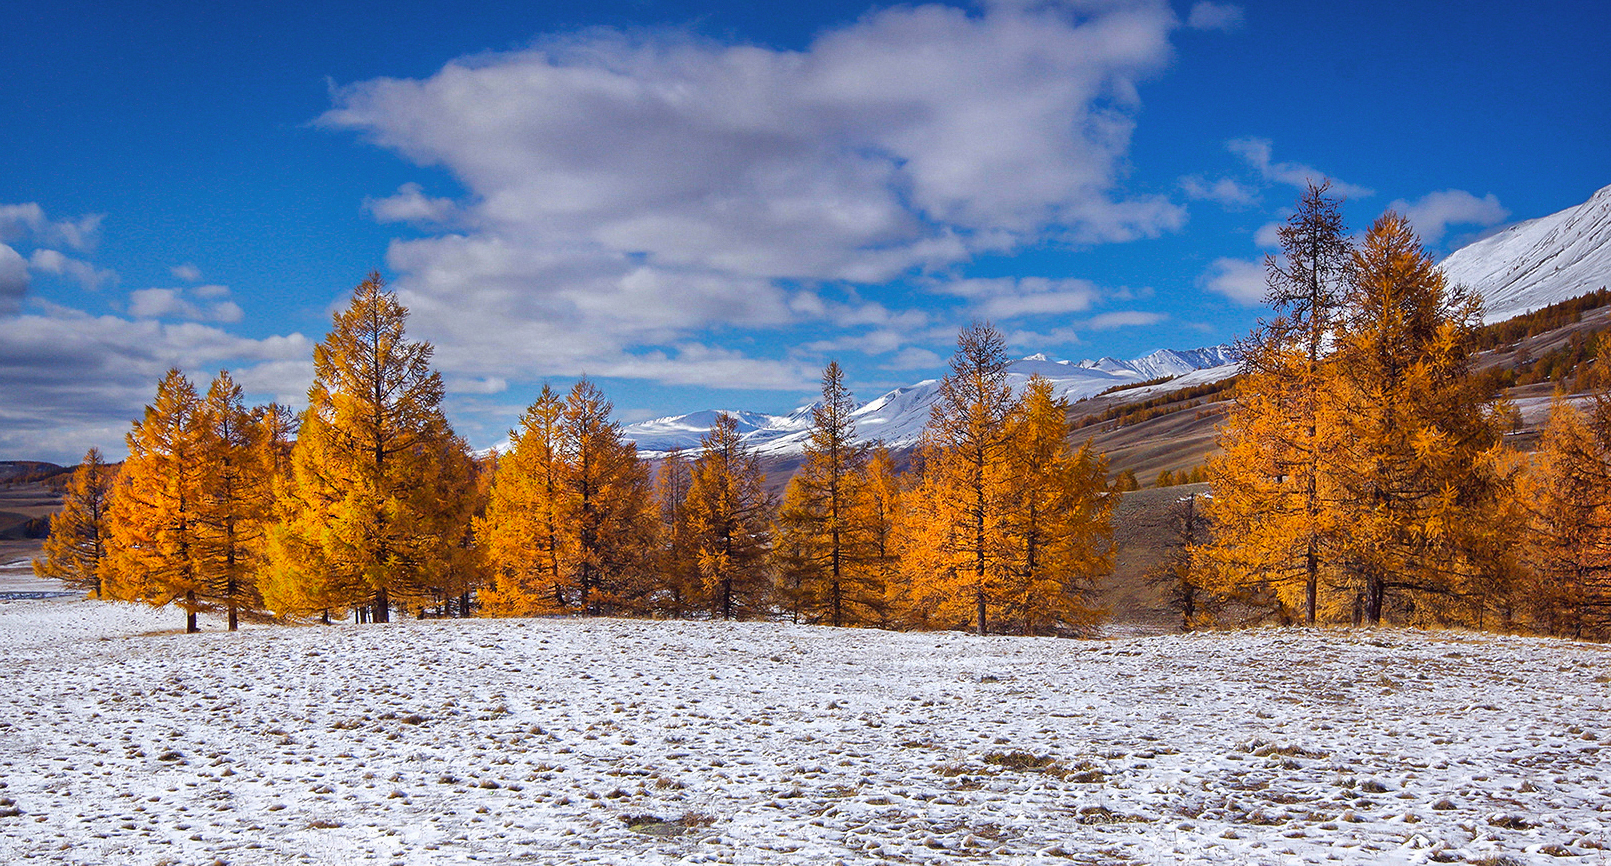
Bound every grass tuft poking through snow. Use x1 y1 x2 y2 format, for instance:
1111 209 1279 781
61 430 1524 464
0 597 1608 864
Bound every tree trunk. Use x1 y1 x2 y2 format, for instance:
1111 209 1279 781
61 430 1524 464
1305 547 1318 626
373 585 390 623
228 603 238 632
976 588 987 636
185 589 199 634
1364 575 1385 625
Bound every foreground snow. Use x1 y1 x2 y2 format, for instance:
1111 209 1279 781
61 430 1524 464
0 600 1607 865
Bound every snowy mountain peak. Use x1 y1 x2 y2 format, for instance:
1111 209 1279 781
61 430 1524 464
1439 182 1611 323
623 344 1240 457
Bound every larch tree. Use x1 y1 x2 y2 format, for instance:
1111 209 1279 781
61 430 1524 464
1202 182 1352 624
1152 490 1212 631
1001 375 1114 635
1330 213 1519 626
477 386 566 616
858 444 902 628
557 379 656 615
777 361 884 627
103 369 207 631
192 371 275 630
654 448 699 616
1525 341 1611 637
416 427 486 617
477 380 655 617
258 402 298 482
898 322 1017 635
267 273 474 623
685 413 773 620
33 447 117 598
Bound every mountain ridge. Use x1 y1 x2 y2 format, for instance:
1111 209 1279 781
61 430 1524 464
623 345 1240 457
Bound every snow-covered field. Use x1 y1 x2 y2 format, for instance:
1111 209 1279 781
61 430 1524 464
1 599 1608 865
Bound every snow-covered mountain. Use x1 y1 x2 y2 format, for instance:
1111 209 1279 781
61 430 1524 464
1440 182 1611 323
625 345 1240 457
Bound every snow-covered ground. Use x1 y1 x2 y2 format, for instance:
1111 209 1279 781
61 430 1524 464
1 599 1607 865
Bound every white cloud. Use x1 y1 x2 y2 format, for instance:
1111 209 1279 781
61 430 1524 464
1389 189 1509 245
321 0 1187 387
1201 257 1266 305
1083 310 1165 329
128 285 244 323
366 183 459 224
0 244 27 315
936 276 1101 319
882 346 944 371
0 306 313 461
1226 137 1373 199
171 263 203 282
28 249 117 291
1253 220 1283 249
1180 174 1259 208
446 375 510 395
1186 2 1243 31
0 203 102 252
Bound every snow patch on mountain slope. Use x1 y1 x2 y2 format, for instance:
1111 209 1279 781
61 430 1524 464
1440 183 1611 323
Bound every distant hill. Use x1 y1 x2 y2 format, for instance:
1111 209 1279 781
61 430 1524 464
0 461 66 485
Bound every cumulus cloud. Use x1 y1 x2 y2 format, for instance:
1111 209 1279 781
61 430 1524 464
1389 189 1509 245
128 285 244 323
171 263 203 282
1180 174 1259 208
882 346 945 371
0 203 102 251
321 0 1187 386
0 244 27 315
366 183 458 224
1254 220 1283 249
1201 257 1266 305
1186 2 1243 31
935 276 1102 319
29 249 117 291
1226 138 1373 199
0 306 313 462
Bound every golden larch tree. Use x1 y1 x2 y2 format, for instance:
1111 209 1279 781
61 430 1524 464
477 386 566 616
1525 341 1611 637
777 361 885 627
1000 375 1114 635
103 369 207 631
1330 213 1519 626
858 444 903 628
1201 182 1351 624
653 448 700 616
266 273 475 623
192 371 275 630
897 323 1018 635
685 413 773 620
557 379 656 615
33 447 117 598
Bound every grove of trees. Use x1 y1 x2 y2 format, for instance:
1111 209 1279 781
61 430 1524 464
34 222 1611 641
1195 183 1611 637
39 274 1117 637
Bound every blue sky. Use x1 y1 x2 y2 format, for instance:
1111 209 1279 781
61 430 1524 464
3 0 1608 462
